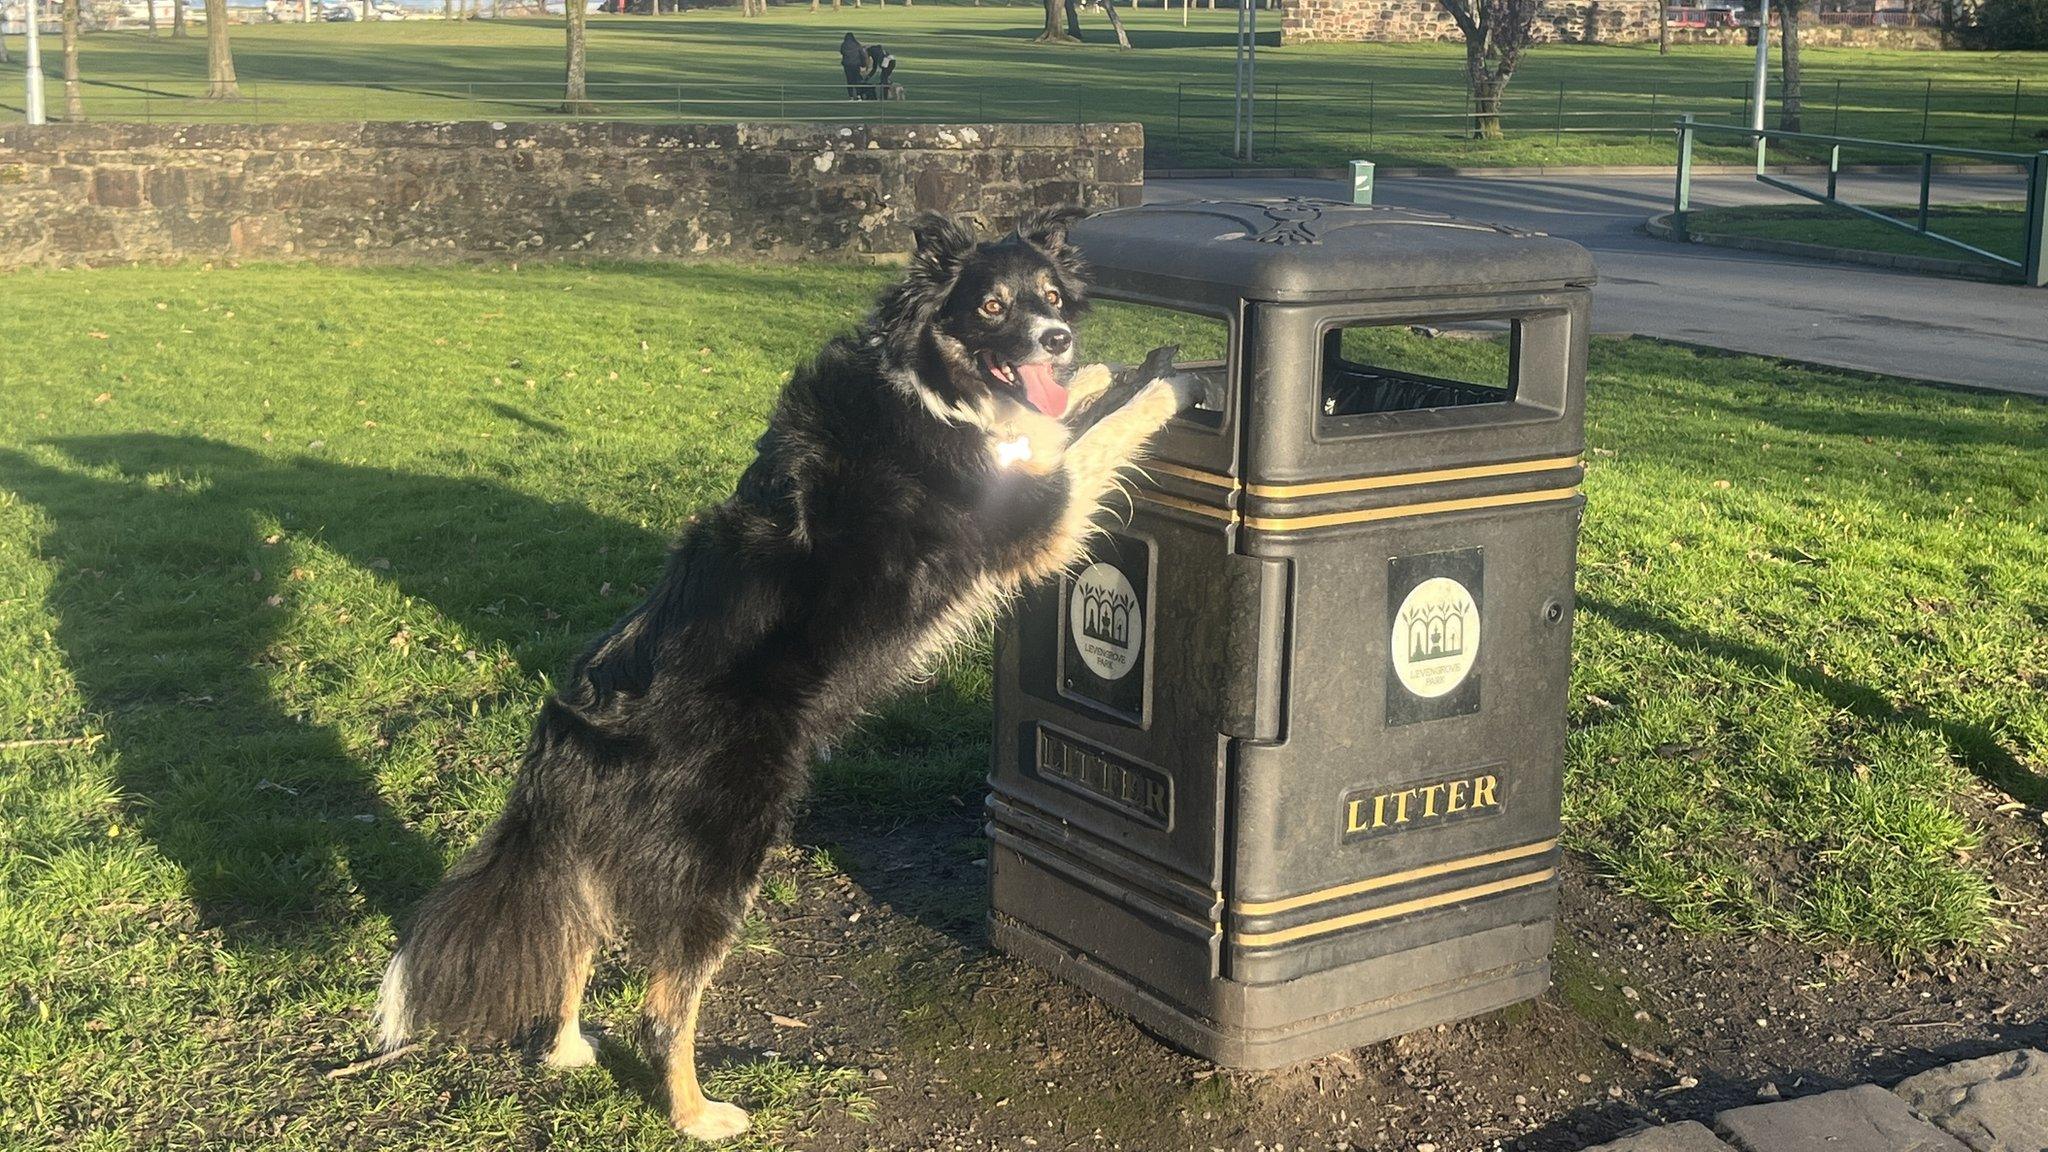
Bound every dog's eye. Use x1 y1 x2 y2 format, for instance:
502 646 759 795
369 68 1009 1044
1044 289 1063 309
980 299 1006 317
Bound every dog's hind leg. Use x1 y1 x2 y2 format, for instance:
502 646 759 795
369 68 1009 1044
644 954 749 1141
542 945 599 1069
640 896 756 1141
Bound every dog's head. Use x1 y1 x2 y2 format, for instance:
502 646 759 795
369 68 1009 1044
873 208 1090 422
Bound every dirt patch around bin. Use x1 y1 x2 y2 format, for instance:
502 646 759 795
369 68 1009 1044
664 786 2046 1152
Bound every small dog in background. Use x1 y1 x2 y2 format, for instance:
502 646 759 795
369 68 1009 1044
373 208 1199 1140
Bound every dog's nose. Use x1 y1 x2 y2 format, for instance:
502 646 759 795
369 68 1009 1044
1039 327 1073 355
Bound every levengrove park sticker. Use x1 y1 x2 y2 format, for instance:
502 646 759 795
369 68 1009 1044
1069 561 1143 682
1386 548 1484 726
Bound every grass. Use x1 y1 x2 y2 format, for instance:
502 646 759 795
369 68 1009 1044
0 259 2044 1147
1680 201 2033 270
3 9 2047 167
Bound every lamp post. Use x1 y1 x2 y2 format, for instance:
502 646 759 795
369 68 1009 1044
1750 0 1769 132
23 0 47 124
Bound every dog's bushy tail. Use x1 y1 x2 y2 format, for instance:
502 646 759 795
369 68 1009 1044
374 793 605 1051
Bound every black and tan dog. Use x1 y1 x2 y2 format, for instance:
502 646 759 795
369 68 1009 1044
373 208 1197 1140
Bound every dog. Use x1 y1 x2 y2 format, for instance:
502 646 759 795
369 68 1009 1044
372 208 1200 1141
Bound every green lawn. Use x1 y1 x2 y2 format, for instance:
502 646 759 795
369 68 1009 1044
3 9 2047 167
0 260 2043 1147
1681 201 2032 270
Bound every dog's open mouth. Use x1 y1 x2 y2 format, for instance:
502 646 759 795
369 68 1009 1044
982 353 1068 418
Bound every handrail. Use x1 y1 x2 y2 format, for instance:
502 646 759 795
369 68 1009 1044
1671 115 2048 287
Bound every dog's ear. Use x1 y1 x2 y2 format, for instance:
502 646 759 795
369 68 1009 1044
1014 206 1088 256
907 213 977 276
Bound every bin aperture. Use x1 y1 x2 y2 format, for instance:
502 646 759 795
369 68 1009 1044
988 198 1593 1070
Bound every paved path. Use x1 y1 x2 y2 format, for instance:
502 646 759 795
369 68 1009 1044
1146 173 2047 398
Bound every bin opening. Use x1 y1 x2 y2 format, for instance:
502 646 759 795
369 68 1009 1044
1321 322 1516 419
1085 299 1231 427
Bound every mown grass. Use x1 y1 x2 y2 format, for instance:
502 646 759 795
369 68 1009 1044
1681 202 2032 271
4 9 2048 167
0 260 2043 1148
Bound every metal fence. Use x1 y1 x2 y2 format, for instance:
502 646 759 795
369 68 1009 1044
1161 75 2048 166
1672 117 2048 285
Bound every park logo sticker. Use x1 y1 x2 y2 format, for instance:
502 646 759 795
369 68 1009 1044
1385 548 1484 726
1069 561 1143 682
1391 576 1480 699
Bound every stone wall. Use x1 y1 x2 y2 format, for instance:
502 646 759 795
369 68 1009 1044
1281 0 1666 44
1279 0 1943 45
0 120 1145 269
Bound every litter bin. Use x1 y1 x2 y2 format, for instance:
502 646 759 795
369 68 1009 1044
986 198 1595 1069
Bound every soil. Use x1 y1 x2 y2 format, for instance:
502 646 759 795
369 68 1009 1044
689 790 2048 1152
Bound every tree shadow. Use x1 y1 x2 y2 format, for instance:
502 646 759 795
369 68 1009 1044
0 432 667 941
1579 594 2046 809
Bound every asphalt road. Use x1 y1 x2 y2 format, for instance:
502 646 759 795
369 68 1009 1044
1146 172 2047 398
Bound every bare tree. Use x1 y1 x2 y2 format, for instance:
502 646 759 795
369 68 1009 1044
62 0 83 120
1777 0 1803 130
203 0 240 97
563 0 589 112
1435 0 1542 139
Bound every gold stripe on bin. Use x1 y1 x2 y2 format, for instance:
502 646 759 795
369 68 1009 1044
1134 489 1239 523
1232 867 1558 949
1231 838 1558 917
1241 486 1580 533
1141 460 1240 490
1247 455 1583 499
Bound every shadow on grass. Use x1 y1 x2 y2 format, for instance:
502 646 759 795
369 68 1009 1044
1580 594 2047 810
0 432 666 938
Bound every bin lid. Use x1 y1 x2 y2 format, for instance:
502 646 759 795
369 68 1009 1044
1069 198 1597 307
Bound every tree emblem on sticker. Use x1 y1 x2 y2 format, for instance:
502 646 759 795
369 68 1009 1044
1391 576 1480 699
1069 562 1143 681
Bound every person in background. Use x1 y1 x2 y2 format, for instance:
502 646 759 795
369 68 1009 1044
839 33 868 100
863 42 897 100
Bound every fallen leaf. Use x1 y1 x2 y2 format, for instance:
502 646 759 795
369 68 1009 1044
369 558 392 570
89 332 109 340
92 392 113 404
1712 479 1732 490
265 594 285 608
766 1013 809 1029
262 533 283 546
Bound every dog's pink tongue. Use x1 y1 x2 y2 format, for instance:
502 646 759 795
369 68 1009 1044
1018 363 1068 417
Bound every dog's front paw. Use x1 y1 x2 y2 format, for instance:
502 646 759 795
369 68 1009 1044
675 1099 750 1142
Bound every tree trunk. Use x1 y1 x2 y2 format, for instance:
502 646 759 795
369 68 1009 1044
147 0 158 35
202 0 240 96
1096 0 1131 48
1657 0 1669 53
62 0 83 120
1466 51 1503 139
1063 0 1082 36
1038 0 1075 40
1778 2 1803 131
173 0 188 36
563 0 589 111
444 0 452 17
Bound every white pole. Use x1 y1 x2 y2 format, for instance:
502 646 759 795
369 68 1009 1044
1750 0 1770 133
23 0 46 125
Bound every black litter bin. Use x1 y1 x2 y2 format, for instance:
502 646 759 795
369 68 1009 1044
986 198 1595 1069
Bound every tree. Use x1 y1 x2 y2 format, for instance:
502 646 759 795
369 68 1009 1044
1657 0 1669 54
147 0 158 36
204 0 240 98
62 0 83 120
173 0 187 37
563 0 589 112
1038 0 1076 41
1435 0 1541 140
1777 0 1802 131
